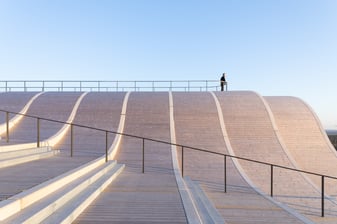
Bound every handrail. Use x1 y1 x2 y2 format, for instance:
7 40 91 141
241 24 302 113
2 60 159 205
0 80 228 92
0 108 334 217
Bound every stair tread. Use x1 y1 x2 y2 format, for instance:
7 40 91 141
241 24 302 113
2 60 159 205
3 161 118 223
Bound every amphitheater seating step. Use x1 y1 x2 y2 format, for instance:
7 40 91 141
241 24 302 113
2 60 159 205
2 160 124 223
0 146 59 169
184 176 225 224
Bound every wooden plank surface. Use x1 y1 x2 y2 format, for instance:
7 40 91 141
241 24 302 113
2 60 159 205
75 92 187 224
173 92 306 224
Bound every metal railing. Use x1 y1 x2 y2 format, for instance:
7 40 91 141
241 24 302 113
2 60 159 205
1 109 334 217
0 80 227 92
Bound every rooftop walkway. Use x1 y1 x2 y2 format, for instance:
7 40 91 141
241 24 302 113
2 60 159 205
0 92 89 200
75 92 187 223
266 97 337 204
0 91 335 223
172 92 306 224
215 91 337 223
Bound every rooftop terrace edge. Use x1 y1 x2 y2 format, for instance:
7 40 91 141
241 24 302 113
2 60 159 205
0 80 228 92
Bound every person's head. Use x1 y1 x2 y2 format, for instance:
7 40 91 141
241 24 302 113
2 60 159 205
223 73 226 77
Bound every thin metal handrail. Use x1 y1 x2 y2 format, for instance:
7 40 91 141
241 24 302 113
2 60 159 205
1 108 336 178
0 80 227 92
1 108 332 217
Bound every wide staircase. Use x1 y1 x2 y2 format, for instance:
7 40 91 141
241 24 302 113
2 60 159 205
0 91 336 223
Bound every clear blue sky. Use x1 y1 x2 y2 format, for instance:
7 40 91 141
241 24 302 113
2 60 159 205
0 0 337 129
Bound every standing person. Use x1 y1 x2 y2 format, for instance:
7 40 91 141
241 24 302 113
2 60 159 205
220 73 226 91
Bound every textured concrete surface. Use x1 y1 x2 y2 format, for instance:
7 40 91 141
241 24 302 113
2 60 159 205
173 92 306 224
0 91 337 223
75 92 187 223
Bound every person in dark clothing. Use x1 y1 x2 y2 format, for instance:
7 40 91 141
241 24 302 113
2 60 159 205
220 73 226 91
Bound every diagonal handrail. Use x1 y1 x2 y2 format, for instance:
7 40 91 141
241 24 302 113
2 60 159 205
1 108 336 179
0 108 335 217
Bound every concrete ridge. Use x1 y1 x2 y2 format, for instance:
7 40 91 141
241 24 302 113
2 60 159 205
108 91 130 160
0 92 88 152
258 93 327 202
210 91 314 224
0 92 44 136
0 92 126 222
266 97 337 210
45 92 89 147
169 91 203 224
257 93 337 221
294 96 337 157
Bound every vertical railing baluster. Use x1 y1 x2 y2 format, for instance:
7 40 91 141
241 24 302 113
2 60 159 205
70 124 73 157
224 155 227 193
6 111 9 143
105 131 108 162
37 118 40 148
271 164 274 197
181 146 184 177
321 176 324 217
142 138 145 173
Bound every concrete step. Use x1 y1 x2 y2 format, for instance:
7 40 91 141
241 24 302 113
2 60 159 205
43 163 124 224
0 146 52 159
0 147 59 169
0 156 112 221
184 176 225 224
2 161 124 223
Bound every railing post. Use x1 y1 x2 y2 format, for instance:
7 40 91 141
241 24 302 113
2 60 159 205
271 164 274 197
70 124 73 157
105 131 108 162
37 118 40 148
224 155 227 193
321 176 324 217
181 146 184 177
6 112 9 143
142 138 145 173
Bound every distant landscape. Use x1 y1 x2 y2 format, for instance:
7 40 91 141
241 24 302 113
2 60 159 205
327 130 337 150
